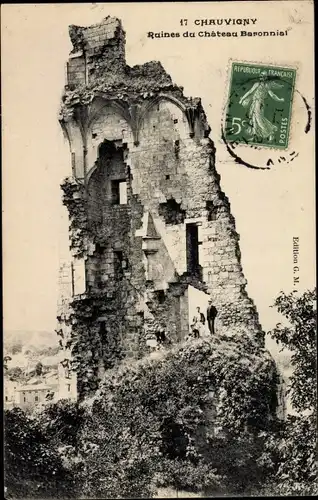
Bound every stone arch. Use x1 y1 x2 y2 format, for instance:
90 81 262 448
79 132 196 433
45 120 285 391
138 97 190 144
136 94 192 142
142 93 188 117
85 99 133 179
86 96 131 130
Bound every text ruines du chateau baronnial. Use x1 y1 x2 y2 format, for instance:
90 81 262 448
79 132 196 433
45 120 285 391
147 18 290 39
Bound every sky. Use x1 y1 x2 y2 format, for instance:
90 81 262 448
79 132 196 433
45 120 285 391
2 2 315 356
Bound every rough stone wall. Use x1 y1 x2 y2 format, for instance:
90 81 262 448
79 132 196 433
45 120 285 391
59 16 264 397
56 262 73 348
129 99 261 337
67 17 126 87
56 262 78 399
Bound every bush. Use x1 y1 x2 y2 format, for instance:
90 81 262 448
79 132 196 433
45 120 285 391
76 335 279 498
4 407 75 498
39 399 85 449
6 366 25 383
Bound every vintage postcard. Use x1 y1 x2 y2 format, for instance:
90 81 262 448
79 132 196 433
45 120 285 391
2 1 316 498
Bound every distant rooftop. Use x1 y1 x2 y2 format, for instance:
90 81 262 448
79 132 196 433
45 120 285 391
16 383 57 392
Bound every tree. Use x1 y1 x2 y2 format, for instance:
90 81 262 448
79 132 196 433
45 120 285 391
4 355 12 370
10 341 23 355
270 289 316 413
35 361 43 376
4 407 75 498
6 366 24 382
260 288 317 496
39 399 85 450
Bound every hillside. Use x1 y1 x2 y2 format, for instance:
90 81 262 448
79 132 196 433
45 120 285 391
4 330 61 383
4 330 59 353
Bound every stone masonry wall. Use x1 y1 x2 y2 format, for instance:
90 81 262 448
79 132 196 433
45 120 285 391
59 16 264 397
128 100 262 337
67 17 126 88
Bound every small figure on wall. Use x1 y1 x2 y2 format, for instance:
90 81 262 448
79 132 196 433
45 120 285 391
191 306 206 338
207 298 218 335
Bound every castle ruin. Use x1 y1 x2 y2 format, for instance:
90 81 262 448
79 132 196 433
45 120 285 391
57 17 264 399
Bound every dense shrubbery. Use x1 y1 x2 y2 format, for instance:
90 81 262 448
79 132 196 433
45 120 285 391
74 334 279 498
4 289 317 498
258 289 317 496
5 336 278 498
4 407 75 499
38 399 85 449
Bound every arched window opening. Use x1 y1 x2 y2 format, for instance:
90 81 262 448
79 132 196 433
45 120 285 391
87 140 128 223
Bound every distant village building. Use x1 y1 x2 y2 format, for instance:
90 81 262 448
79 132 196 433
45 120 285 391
4 358 77 412
4 379 19 409
15 382 58 411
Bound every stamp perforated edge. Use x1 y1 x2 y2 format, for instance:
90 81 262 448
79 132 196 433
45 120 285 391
221 58 301 152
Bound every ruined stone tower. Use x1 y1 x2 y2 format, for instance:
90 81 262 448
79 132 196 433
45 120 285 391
58 17 264 398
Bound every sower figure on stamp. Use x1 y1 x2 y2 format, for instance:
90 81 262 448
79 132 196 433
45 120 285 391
207 298 218 335
239 71 285 142
191 306 206 338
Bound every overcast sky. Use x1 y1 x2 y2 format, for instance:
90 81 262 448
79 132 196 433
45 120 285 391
2 2 315 357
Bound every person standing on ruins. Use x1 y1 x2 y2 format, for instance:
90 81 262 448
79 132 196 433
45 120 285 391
191 306 206 338
207 299 218 335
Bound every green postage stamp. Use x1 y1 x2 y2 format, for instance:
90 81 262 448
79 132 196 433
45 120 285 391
225 62 296 149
